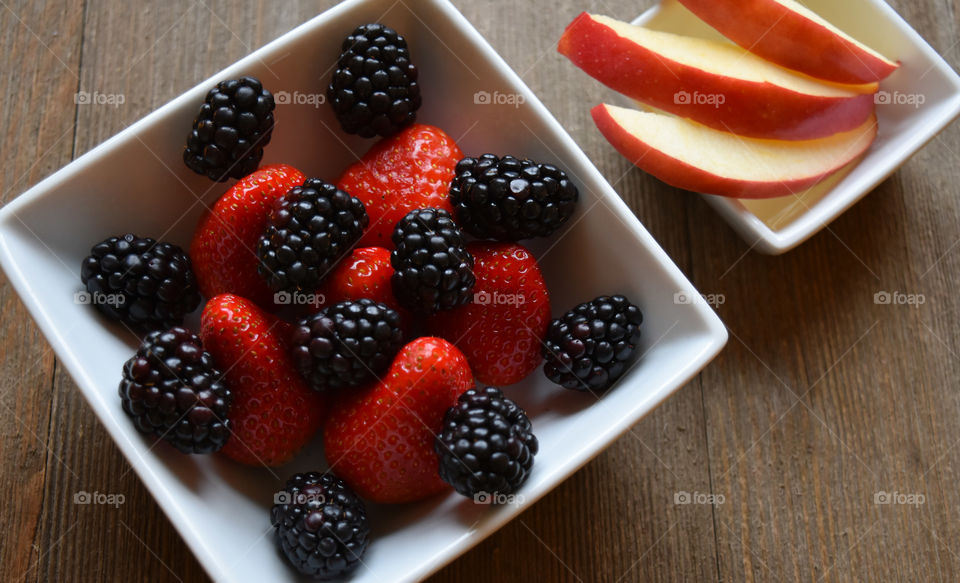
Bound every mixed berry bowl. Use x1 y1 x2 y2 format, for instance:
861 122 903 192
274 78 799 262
0 0 726 581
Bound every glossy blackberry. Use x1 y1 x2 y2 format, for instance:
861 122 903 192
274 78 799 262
327 23 422 138
183 76 275 181
291 299 403 392
80 234 201 331
119 327 231 454
257 178 368 293
271 472 369 580
449 154 579 241
435 386 538 499
542 295 643 392
390 208 474 314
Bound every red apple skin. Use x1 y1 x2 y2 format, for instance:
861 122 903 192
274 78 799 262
677 0 899 85
558 12 876 141
590 105 877 199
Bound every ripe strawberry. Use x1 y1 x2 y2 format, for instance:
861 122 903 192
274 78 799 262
324 337 473 503
311 246 412 332
428 242 550 386
312 246 396 310
337 124 462 248
200 293 325 466
190 164 305 308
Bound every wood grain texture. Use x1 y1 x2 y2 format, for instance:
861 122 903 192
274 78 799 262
0 0 958 581
0 0 82 580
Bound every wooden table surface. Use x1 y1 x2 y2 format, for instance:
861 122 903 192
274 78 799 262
2 0 959 581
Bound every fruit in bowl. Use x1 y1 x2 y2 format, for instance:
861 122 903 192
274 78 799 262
558 13 878 141
559 1 899 199
0 0 735 579
70 18 656 581
674 0 900 85
190 164 306 308
427 241 552 386
337 124 462 249
592 104 879 199
323 336 473 504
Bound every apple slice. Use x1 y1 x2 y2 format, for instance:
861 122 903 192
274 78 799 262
558 13 877 140
676 0 899 84
592 104 877 199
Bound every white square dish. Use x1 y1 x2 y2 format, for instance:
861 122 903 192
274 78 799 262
633 0 960 254
0 0 727 581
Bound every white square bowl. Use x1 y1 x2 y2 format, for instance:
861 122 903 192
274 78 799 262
633 0 960 254
0 0 727 581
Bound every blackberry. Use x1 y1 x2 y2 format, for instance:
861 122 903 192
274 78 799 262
271 471 370 580
183 76 275 181
435 386 538 499
449 154 579 241
327 23 422 138
80 234 201 331
257 178 368 293
119 327 231 454
542 295 643 392
390 208 474 314
291 299 404 392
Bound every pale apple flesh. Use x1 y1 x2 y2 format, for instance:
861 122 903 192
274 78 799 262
676 0 899 84
558 13 877 141
592 104 878 199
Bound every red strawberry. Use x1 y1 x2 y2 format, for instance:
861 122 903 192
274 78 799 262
312 247 395 309
310 246 412 328
428 242 551 386
324 337 473 503
200 293 325 466
337 124 462 248
190 164 305 308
